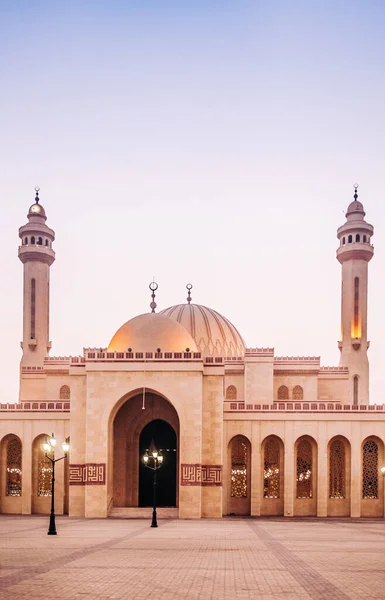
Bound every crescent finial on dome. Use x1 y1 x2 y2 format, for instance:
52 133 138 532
186 283 193 304
149 280 158 313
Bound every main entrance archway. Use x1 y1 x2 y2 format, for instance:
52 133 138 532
139 419 177 507
112 391 179 508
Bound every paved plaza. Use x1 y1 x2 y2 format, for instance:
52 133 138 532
0 516 385 599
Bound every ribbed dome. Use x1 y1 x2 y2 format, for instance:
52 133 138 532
159 304 245 357
108 313 197 353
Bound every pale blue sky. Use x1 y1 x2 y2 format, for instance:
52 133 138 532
1 1 384 402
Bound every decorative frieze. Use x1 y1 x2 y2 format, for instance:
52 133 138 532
181 464 222 486
69 463 106 485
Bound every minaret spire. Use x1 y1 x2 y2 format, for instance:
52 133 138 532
18 188 56 385
336 185 374 405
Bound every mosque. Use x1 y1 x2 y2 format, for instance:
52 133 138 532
1 187 384 519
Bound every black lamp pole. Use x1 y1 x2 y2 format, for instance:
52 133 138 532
44 434 70 536
143 442 163 528
151 467 158 528
45 453 67 535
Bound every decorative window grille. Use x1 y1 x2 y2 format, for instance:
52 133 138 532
293 385 304 400
354 277 359 333
59 385 70 400
231 439 247 498
353 376 358 405
362 440 378 499
264 438 280 498
329 440 345 498
277 385 289 400
31 279 36 339
226 385 237 400
37 443 52 497
6 438 22 496
296 439 313 498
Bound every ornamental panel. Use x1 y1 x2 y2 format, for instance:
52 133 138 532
264 438 280 499
231 439 247 498
296 439 312 498
362 440 378 499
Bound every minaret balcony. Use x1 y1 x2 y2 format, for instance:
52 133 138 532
18 244 55 266
336 243 374 263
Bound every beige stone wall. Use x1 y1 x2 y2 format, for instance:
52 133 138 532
224 374 244 400
273 374 318 402
245 357 274 405
318 376 349 402
201 375 224 517
19 374 47 402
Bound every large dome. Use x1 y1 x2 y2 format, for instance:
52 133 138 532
159 304 245 357
108 313 197 353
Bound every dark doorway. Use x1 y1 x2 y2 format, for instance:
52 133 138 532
139 419 177 507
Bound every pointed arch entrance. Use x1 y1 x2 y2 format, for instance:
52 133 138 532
112 391 179 508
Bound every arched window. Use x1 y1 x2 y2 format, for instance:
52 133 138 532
353 376 358 405
37 439 52 497
355 234 360 242
264 438 280 498
6 437 22 496
37 237 43 245
293 385 304 400
45 239 48 246
296 439 313 498
24 237 28 245
231 438 248 498
353 277 359 336
31 279 36 339
59 385 70 400
342 237 345 245
363 235 367 243
277 385 289 400
329 440 345 498
362 440 378 499
226 385 237 400
348 235 352 243
31 236 35 244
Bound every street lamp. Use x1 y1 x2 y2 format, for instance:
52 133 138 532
142 441 163 528
43 433 70 535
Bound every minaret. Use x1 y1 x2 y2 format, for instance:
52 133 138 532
18 188 55 367
337 186 374 405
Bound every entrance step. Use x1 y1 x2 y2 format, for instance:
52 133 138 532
109 507 178 519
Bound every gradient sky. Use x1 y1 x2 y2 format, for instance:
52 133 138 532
1 1 385 403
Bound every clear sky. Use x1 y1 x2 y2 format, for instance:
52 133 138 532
1 1 384 403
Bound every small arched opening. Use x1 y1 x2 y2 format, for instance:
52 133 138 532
327 436 351 517
227 435 251 516
361 436 384 517
0 434 22 514
261 435 284 516
277 385 289 400
294 435 317 516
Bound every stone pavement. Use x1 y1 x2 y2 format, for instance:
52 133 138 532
0 516 385 599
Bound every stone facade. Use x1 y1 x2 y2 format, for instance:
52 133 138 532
0 188 384 519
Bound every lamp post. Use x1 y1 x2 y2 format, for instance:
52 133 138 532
43 433 70 536
142 442 163 527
